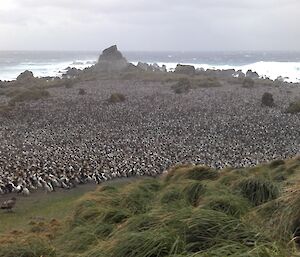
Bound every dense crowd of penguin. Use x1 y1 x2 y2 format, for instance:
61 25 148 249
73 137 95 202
0 79 299 197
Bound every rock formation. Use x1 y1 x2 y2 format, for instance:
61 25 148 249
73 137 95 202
96 45 128 72
246 70 259 79
175 64 196 76
16 70 35 82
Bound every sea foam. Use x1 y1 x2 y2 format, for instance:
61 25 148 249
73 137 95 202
149 61 300 83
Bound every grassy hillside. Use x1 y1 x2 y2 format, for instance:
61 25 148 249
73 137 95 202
1 158 300 257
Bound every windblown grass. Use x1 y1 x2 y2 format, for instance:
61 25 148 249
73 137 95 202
237 177 280 206
1 158 300 256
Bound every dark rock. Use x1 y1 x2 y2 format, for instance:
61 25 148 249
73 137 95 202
175 64 196 76
161 65 167 73
236 70 245 78
124 63 140 72
262 92 274 107
136 62 166 72
96 45 128 72
246 70 259 79
17 70 35 82
137 62 150 71
63 67 81 78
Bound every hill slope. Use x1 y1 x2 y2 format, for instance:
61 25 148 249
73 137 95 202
1 158 300 257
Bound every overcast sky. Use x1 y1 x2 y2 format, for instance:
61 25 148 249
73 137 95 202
0 0 299 51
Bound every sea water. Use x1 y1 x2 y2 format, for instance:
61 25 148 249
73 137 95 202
0 51 300 83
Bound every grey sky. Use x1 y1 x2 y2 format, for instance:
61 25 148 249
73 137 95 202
0 0 299 51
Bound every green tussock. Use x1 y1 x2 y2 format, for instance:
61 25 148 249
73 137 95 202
0 237 56 257
1 158 300 256
237 177 280 206
184 181 206 206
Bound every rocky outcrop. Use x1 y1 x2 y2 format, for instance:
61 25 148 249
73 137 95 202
63 67 81 78
136 62 167 72
16 70 35 82
246 70 259 79
175 64 196 76
96 45 128 72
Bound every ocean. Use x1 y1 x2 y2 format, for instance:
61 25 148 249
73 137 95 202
0 51 300 82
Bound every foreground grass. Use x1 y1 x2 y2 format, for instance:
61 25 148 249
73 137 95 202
1 158 300 256
0 185 96 233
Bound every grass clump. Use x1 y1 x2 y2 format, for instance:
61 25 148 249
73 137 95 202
59 225 98 253
9 88 50 105
160 189 183 204
125 214 160 232
237 177 280 206
185 209 260 252
203 194 250 218
94 223 114 238
0 237 56 257
286 99 300 114
269 159 285 169
111 229 185 257
194 77 222 88
184 166 219 181
171 78 191 94
103 209 130 224
242 77 255 88
122 187 155 214
184 182 206 207
107 93 126 103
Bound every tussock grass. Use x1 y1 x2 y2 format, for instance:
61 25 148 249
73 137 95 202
2 158 300 256
203 194 250 218
185 209 261 252
160 189 183 204
122 186 155 214
111 229 185 257
286 100 300 114
125 214 161 232
184 166 219 181
237 177 280 206
171 78 191 94
59 225 98 253
242 77 255 88
107 93 126 103
165 165 219 183
183 182 206 207
8 88 50 105
103 209 130 224
0 237 56 257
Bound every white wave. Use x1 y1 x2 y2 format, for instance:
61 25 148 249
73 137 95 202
148 61 300 83
1 58 300 83
0 59 96 81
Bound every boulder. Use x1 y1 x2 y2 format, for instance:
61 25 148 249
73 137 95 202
137 62 150 71
136 62 166 72
17 70 35 82
175 64 196 76
96 45 128 72
236 70 245 78
246 70 259 79
63 67 81 78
